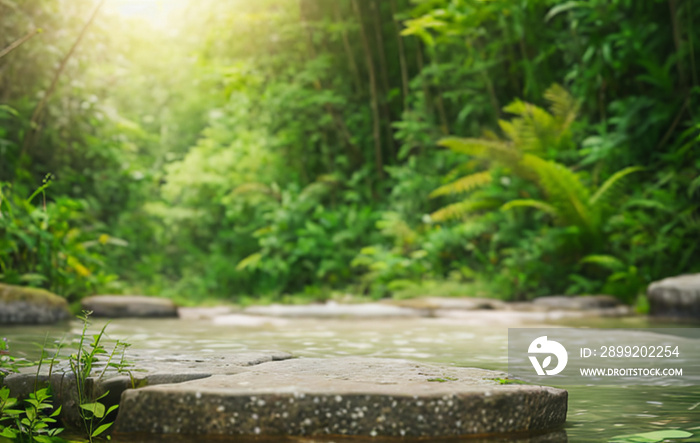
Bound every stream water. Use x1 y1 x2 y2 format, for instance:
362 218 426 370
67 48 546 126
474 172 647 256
1 313 698 443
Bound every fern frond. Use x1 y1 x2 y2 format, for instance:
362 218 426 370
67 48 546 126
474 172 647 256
579 254 625 271
544 83 580 129
501 199 559 217
430 171 492 198
521 154 594 231
439 137 513 157
589 166 644 209
623 198 672 213
502 99 564 154
430 199 501 222
236 252 262 271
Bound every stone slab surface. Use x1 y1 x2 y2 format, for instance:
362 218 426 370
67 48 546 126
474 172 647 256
648 274 700 320
0 283 70 325
114 357 567 438
82 295 178 318
3 350 293 429
244 302 424 318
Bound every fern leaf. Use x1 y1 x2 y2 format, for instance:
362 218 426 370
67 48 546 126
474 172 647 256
439 137 512 157
430 171 492 198
589 166 644 208
236 252 262 271
579 254 625 271
502 99 566 154
544 83 580 129
501 199 559 217
521 154 594 231
623 198 672 213
430 199 501 222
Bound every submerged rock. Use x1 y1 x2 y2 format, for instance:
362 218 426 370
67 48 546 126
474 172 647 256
82 295 178 318
648 274 700 320
0 283 70 325
114 356 567 439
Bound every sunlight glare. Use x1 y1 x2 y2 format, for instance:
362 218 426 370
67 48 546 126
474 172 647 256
105 0 190 28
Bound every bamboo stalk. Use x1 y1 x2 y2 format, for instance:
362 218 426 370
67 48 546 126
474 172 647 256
370 0 396 161
352 0 384 180
389 0 409 111
668 0 687 89
333 1 362 93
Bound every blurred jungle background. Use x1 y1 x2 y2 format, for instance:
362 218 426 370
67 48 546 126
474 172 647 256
1 0 699 307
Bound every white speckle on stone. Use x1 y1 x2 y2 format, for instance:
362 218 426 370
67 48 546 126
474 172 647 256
335 395 342 403
195 392 202 399
216 405 225 412
257 399 266 407
303 418 312 426
254 427 260 435
370 430 377 437
252 414 259 420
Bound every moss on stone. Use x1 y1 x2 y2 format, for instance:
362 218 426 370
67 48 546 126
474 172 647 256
0 283 68 308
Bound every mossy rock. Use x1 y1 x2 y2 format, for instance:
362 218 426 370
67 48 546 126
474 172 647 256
0 283 70 325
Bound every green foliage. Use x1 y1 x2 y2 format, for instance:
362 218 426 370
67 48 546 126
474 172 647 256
0 180 118 301
1 0 700 302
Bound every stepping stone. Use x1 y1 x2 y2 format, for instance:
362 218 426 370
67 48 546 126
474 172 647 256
384 296 506 312
244 302 424 318
3 350 293 429
114 357 567 439
530 295 620 310
648 274 700 320
81 295 177 318
0 283 69 325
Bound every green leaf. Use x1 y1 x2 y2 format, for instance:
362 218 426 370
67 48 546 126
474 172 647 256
545 1 586 22
91 421 113 437
501 199 559 217
80 401 106 418
579 255 625 271
589 166 644 209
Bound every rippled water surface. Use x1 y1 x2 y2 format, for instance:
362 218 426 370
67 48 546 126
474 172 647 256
2 313 699 442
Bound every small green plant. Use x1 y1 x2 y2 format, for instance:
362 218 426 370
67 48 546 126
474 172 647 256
427 376 458 383
0 337 63 443
69 311 123 442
